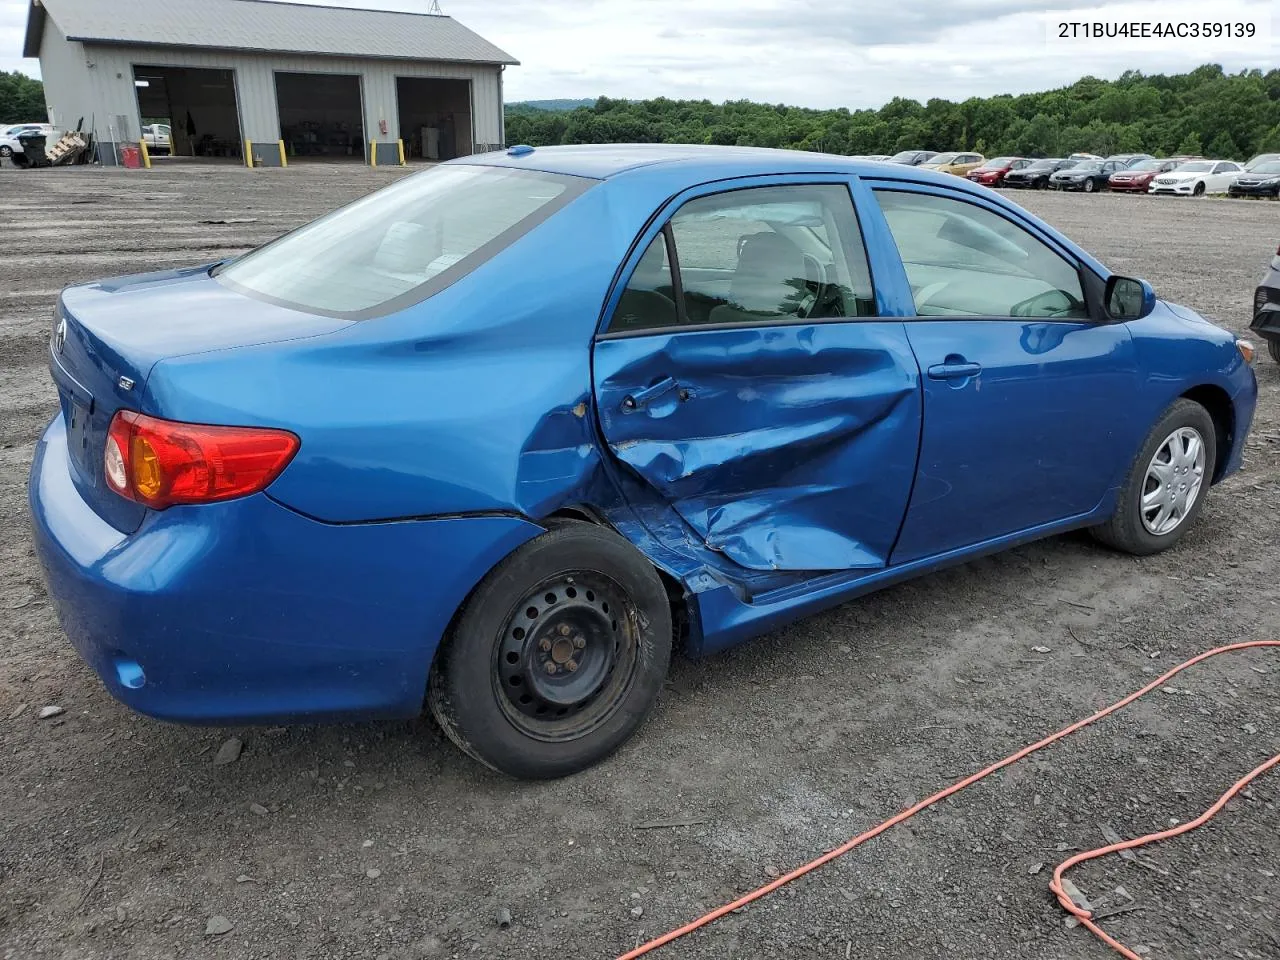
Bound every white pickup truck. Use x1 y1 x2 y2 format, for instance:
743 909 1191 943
142 123 172 156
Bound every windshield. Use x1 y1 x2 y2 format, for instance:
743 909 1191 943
977 157 1017 169
1175 161 1213 172
1249 161 1280 174
217 165 590 318
1025 160 1058 170
889 151 925 162
1067 161 1101 172
928 153 959 164
1129 159 1166 171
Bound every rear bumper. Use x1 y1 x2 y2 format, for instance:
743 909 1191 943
29 415 542 724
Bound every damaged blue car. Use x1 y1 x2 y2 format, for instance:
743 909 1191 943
30 144 1257 778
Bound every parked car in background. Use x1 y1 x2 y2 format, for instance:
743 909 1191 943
1149 160 1242 196
1242 153 1280 173
1002 158 1075 189
1251 243 1280 362
0 122 53 158
919 151 985 176
1050 159 1125 192
28 144 1258 779
1108 158 1180 193
965 156 1030 187
1067 152 1103 162
1105 153 1155 168
142 123 172 156
887 150 938 166
1228 161 1280 199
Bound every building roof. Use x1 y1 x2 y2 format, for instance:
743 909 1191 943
24 0 518 65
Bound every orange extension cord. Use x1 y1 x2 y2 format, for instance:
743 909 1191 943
619 640 1279 960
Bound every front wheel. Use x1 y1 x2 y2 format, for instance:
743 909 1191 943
0 146 11 158
1268 338 1280 363
1083 178 1096 193
1193 181 1206 196
1092 399 1216 556
428 521 672 779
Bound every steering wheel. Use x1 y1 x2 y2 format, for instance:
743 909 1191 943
1010 289 1087 319
913 281 951 312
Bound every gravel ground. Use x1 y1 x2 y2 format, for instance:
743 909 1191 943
0 164 1277 960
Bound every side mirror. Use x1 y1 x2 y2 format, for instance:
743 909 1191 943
1104 275 1155 321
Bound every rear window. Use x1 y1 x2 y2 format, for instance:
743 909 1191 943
216 165 591 318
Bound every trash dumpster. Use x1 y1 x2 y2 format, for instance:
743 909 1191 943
13 133 50 168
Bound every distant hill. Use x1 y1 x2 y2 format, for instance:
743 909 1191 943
507 99 597 112
503 67 1280 162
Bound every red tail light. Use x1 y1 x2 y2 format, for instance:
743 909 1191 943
104 411 299 509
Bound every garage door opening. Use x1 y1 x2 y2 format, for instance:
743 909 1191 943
276 72 365 162
396 77 473 161
133 66 243 161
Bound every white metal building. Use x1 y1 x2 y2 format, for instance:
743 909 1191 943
23 0 518 166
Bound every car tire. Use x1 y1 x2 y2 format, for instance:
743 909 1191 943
1268 338 1280 363
1193 181 1206 196
1091 398 1217 556
0 146 11 158
1084 179 1096 193
427 520 673 779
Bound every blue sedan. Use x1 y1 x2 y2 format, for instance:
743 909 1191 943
30 144 1257 778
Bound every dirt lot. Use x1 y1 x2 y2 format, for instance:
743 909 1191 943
0 164 1277 960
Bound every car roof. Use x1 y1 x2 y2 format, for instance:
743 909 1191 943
463 143 967 181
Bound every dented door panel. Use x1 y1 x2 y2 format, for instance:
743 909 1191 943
593 322 922 572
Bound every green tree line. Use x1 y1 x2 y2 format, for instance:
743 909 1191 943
507 64 1280 160
0 71 47 123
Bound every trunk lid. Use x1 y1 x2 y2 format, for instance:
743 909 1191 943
51 265 350 533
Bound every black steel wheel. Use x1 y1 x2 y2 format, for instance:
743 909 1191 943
428 521 672 779
493 571 638 741
1268 338 1280 364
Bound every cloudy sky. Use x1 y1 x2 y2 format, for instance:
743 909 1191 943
2 0 1275 109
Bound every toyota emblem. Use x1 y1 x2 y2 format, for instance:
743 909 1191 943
53 317 67 354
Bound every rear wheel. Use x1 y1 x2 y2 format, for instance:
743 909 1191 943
0 146 11 158
428 521 672 779
1092 399 1216 556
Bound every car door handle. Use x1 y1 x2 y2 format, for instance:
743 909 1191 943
622 376 681 411
927 361 982 381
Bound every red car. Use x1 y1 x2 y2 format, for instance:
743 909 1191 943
965 156 1030 186
1108 158 1179 193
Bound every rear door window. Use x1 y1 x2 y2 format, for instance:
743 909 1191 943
217 165 592 319
606 183 876 333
